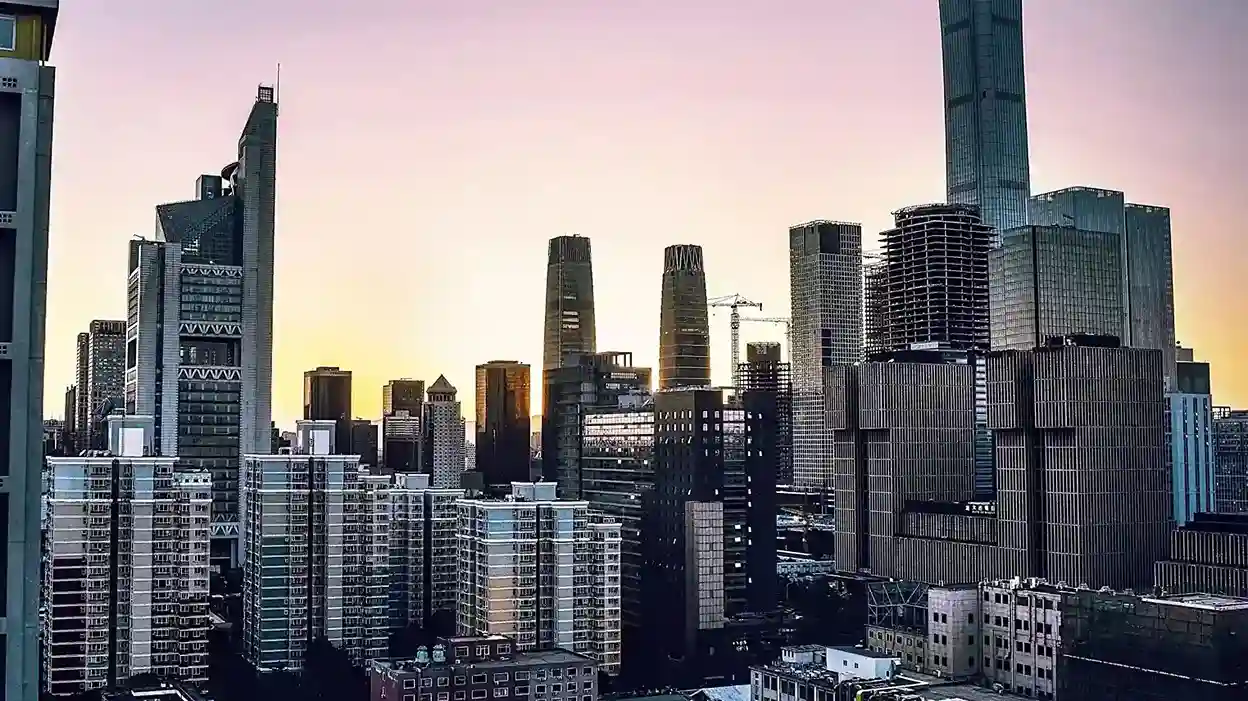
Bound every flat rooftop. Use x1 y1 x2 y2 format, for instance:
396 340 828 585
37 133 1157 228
916 684 1029 701
829 645 900 660
1144 593 1248 611
377 647 595 672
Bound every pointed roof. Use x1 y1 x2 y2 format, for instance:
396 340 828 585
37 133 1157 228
428 374 457 397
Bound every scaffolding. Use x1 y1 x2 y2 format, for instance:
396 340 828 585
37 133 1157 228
866 579 929 632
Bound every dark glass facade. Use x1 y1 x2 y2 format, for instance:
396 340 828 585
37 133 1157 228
304 366 353 454
542 235 597 373
658 245 710 390
474 361 531 486
383 378 425 416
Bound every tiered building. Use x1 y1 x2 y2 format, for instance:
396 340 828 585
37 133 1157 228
456 483 622 674
388 473 463 632
425 375 466 488
43 416 211 695
240 421 390 670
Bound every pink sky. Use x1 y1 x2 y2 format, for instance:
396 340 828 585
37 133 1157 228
43 0 1248 425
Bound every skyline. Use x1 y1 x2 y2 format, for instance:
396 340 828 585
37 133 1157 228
43 0 1248 426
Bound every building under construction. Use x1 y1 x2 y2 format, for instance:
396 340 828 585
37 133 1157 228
865 203 992 356
740 341 793 484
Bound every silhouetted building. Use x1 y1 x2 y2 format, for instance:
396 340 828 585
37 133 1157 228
475 361 531 486
384 378 426 416
304 366 353 453
740 342 792 484
542 351 651 498
352 418 379 466
658 245 710 389
1213 408 1248 514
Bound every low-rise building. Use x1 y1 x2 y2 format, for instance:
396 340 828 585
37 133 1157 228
979 579 1062 700
368 635 599 701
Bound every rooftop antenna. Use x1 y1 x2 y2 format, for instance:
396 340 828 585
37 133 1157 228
275 62 281 115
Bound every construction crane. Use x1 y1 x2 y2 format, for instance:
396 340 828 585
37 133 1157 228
708 294 763 388
741 316 792 361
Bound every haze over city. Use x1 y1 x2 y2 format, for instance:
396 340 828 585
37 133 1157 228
44 0 1248 424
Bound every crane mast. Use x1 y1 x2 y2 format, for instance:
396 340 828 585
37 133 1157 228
708 293 763 388
740 316 793 362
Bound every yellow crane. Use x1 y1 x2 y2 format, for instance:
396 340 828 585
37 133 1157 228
708 294 762 388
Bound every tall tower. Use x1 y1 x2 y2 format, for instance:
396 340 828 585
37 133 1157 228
658 244 710 389
304 366 354 455
788 221 862 487
73 320 127 450
0 4 57 698
940 0 1031 238
425 374 466 488
474 361 531 487
126 85 277 572
542 235 597 372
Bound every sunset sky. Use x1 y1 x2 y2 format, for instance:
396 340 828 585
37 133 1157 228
43 0 1248 426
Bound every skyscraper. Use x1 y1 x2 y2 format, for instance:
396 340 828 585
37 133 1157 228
788 221 862 487
865 203 992 355
474 361 531 486
126 85 278 571
542 235 597 372
383 378 425 416
1169 357 1214 525
73 320 127 450
740 342 792 485
382 378 424 473
940 0 1031 238
658 244 710 390
1 6 57 695
425 374 466 488
304 366 353 455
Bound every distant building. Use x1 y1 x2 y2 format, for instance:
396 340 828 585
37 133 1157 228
456 483 622 674
658 244 710 389
1169 357 1215 525
352 418 379 466
383 379 425 473
369 636 599 701
475 361 531 486
739 342 792 484
241 420 389 670
388 473 463 632
1213 408 1248 514
73 320 127 450
384 378 426 415
1155 512 1248 598
304 366 354 454
542 235 597 374
43 416 211 695
425 375 467 488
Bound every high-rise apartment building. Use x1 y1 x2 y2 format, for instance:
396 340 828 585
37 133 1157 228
788 221 862 488
740 342 792 484
542 235 597 373
866 204 992 355
989 225 1125 350
43 416 211 696
940 0 1031 238
829 337 1168 590
424 375 466 488
1169 358 1215 525
383 379 425 473
1 5 58 696
1213 408 1248 514
304 366 353 455
456 483 622 674
475 361 531 487
387 473 463 633
1026 187 1178 387
126 85 277 571
240 421 390 670
542 351 651 498
657 244 710 390
72 320 127 451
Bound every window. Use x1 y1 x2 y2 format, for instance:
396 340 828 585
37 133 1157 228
456 646 470 658
438 678 450 687
494 674 510 683
552 684 562 693
535 686 546 695
499 644 512 654
582 668 592 677
477 646 490 657
405 696 416 701
438 694 449 701
515 687 530 696
0 16 14 52
422 695 433 701
472 692 487 700
536 672 547 681
932 612 939 622
455 694 467 700
405 680 418 690
968 614 975 624
551 669 563 678
494 690 509 698
566 667 578 677
472 675 487 685
423 679 434 688
515 673 530 681
456 677 467 685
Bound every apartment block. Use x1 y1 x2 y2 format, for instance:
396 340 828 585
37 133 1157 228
241 420 390 670
389 473 464 632
456 483 622 674
43 416 211 696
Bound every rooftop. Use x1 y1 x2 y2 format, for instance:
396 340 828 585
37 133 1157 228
753 660 840 686
1144 593 1248 612
829 646 900 660
376 647 595 674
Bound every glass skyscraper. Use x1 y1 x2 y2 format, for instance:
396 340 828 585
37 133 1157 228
940 0 1031 239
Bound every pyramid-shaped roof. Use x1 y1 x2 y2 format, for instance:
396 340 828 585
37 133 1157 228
428 374 456 395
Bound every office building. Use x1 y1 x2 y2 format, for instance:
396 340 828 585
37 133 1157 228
240 420 390 670
456 482 622 674
63 384 77 452
940 0 1030 238
1155 512 1248 598
475 361 531 487
43 415 211 695
542 237 597 451
126 85 277 571
1169 357 1214 525
739 342 792 484
304 366 353 454
542 351 650 498
388 473 463 633
352 418 379 466
382 379 425 473
789 221 862 488
657 244 710 390
1058 591 1248 701
368 636 599 701
72 320 127 451
0 5 58 697
989 225 1125 351
865 204 992 355
1213 408 1248 514
1026 187 1178 387
829 337 1168 589
424 375 466 488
